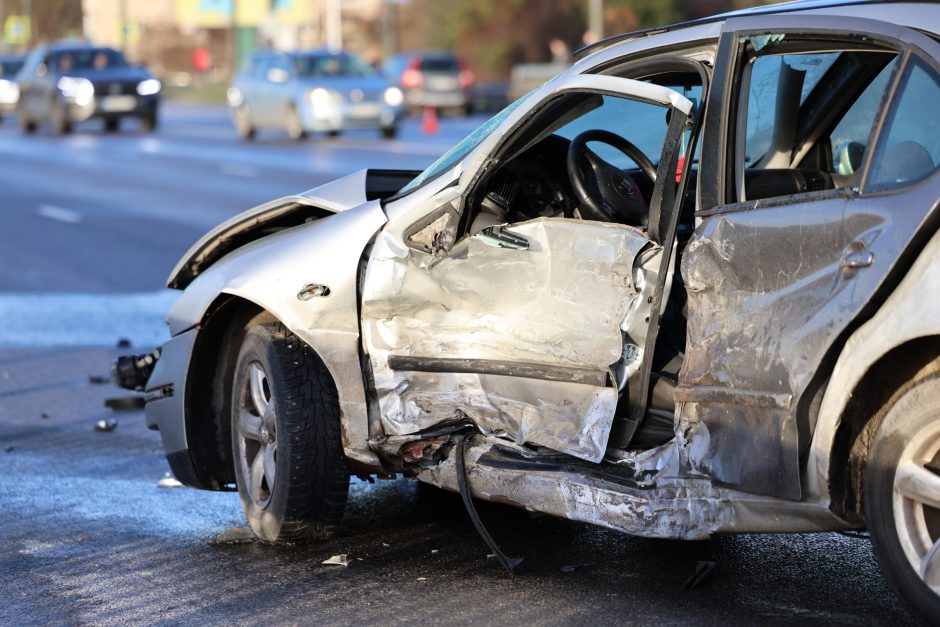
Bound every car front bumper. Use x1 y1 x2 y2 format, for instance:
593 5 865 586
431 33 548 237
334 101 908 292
300 99 403 132
67 93 159 122
143 327 205 488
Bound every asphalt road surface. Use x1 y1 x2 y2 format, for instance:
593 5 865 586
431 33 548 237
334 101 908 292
0 104 918 625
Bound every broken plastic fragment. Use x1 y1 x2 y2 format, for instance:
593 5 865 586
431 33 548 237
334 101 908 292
158 472 183 489
94 418 118 432
322 554 349 566
416 577 427 581
209 527 255 545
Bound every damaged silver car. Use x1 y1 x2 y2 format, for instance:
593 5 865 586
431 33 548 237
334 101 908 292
120 1 940 620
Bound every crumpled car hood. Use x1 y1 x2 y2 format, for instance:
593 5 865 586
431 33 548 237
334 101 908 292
167 169 390 290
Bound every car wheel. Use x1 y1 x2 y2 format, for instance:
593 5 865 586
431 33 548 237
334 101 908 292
326 129 341 139
104 118 120 133
51 103 72 135
231 319 349 543
18 113 36 135
381 125 397 140
139 111 158 133
285 106 306 141
866 372 940 622
234 105 255 140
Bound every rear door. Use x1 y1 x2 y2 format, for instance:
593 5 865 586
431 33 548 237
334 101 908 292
681 15 940 499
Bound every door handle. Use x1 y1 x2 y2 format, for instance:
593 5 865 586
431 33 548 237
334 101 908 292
841 250 874 270
475 224 529 250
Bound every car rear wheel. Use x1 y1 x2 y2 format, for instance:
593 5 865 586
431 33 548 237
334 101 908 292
18 112 36 134
381 125 397 140
104 118 120 133
285 106 306 141
234 105 255 140
139 111 158 133
866 373 940 622
231 319 349 543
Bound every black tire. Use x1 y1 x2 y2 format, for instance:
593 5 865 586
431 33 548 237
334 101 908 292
866 373 940 623
286 106 306 141
139 111 158 133
19 113 36 135
234 104 255 141
104 117 120 133
231 319 349 543
381 125 397 140
51 102 72 135
326 129 341 139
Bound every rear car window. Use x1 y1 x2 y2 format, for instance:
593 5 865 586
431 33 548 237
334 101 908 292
867 57 940 191
420 58 459 73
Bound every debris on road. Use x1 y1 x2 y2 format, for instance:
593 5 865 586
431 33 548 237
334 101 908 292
209 527 256 546
94 418 118 432
560 563 594 573
158 473 183 489
683 561 717 590
40 413 49 420
4 445 13 453
116 338 132 349
322 554 349 567
88 374 109 385
104 396 145 411
417 577 427 581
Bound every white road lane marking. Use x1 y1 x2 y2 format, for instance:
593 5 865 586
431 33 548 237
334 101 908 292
37 204 83 224
0 290 177 347
219 163 259 178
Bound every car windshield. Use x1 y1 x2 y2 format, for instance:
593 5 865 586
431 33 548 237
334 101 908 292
294 54 376 78
398 95 528 195
51 48 128 73
0 60 23 78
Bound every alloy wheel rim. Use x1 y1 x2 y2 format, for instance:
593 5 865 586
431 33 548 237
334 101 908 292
892 418 940 594
237 361 277 509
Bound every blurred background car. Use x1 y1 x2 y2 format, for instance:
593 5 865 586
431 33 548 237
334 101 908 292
15 44 160 135
383 51 475 116
0 54 25 122
227 49 404 141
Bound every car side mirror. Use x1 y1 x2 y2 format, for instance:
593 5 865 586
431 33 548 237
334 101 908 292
266 68 289 83
475 224 529 250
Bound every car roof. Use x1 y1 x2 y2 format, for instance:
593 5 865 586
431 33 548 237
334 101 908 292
574 0 920 60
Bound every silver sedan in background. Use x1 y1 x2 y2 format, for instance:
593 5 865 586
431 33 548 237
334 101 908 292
227 49 405 141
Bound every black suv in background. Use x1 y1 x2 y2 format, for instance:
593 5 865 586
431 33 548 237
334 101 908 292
383 50 474 115
16 44 161 134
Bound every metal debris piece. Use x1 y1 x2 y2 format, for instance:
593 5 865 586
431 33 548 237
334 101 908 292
104 396 145 411
208 527 256 546
322 554 349 566
430 549 439 554
560 563 594 573
158 473 183 489
454 433 523 573
683 560 717 590
381 542 390 547
416 577 427 581
94 418 118 432
88 374 108 385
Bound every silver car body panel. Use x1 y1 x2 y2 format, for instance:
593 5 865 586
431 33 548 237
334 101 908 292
807 222 940 502
164 200 388 467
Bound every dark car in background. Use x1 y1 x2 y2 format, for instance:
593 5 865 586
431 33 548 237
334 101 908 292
227 49 405 141
383 51 475 115
0 54 25 121
16 44 160 135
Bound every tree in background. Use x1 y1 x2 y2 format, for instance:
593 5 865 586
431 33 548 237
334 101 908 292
399 0 773 79
0 0 83 47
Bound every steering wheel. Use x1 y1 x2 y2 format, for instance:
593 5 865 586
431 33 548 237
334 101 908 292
566 129 657 225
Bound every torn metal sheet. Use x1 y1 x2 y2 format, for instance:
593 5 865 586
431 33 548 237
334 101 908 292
362 217 658 462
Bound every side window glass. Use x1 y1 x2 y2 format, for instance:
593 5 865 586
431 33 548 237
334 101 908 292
867 57 940 191
737 48 898 202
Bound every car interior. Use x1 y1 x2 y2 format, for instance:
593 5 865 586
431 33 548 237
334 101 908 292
431 43 908 452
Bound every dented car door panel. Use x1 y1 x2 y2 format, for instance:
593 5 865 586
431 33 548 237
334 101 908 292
362 218 660 462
